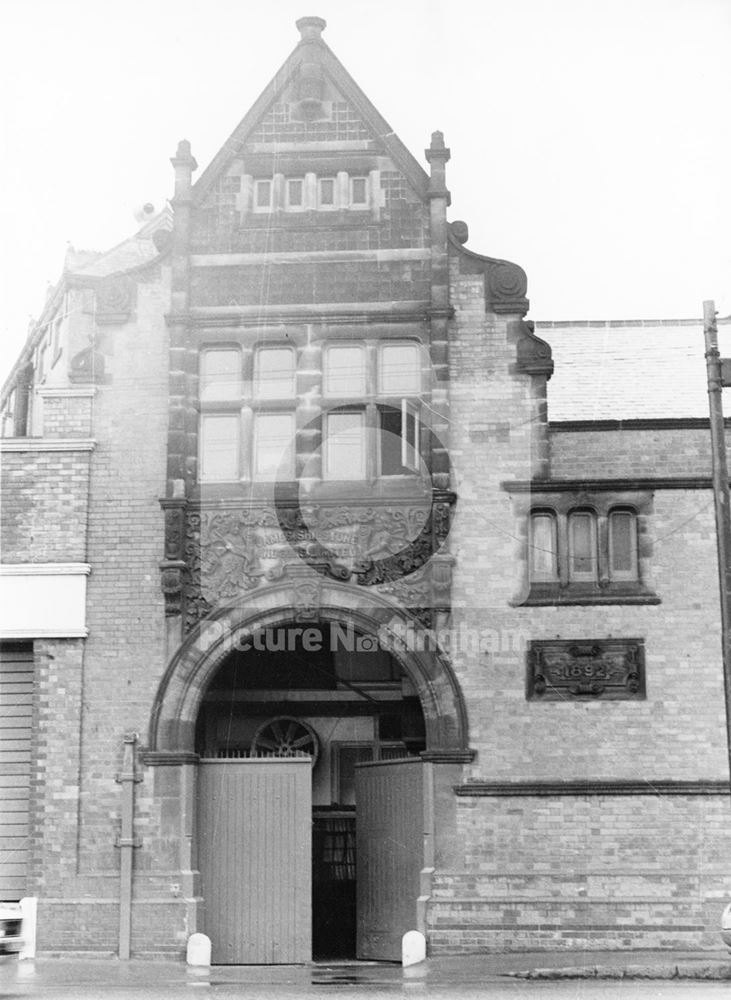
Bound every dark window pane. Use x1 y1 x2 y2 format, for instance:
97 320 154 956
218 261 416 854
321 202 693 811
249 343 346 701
379 406 403 475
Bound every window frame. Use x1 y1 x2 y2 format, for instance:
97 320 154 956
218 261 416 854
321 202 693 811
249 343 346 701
608 506 639 582
317 176 337 210
198 343 297 485
349 176 368 208
285 177 305 212
253 179 273 213
252 410 296 481
199 412 242 483
567 508 598 583
529 509 559 583
517 491 656 606
324 408 368 481
322 339 424 482
253 345 296 400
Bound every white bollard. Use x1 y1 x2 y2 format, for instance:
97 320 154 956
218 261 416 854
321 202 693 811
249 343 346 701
402 929 426 967
19 897 37 960
186 933 212 967
721 903 731 949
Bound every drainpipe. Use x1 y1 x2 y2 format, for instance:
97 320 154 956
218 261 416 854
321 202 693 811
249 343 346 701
115 733 142 959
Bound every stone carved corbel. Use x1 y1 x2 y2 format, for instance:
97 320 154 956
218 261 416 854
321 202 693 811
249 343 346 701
515 320 554 379
160 498 187 617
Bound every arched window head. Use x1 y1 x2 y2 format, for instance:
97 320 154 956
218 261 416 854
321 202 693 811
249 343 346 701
609 508 639 581
568 510 597 582
529 511 558 582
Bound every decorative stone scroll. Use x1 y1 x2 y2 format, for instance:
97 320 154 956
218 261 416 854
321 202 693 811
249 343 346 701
449 224 529 317
526 638 645 701
515 319 554 379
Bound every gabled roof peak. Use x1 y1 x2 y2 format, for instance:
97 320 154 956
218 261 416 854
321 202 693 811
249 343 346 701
192 16 429 203
295 16 326 41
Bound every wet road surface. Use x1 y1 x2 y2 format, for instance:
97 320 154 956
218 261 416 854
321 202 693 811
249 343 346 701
1 958 731 1000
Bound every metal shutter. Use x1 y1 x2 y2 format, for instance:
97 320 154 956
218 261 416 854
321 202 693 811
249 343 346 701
0 645 33 901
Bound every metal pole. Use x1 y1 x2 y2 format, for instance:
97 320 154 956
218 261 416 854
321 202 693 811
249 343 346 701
115 733 141 960
703 300 731 779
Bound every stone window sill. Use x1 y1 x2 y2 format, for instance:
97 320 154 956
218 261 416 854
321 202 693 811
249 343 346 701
513 583 660 607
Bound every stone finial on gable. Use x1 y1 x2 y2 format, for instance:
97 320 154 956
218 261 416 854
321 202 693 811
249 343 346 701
170 139 198 204
425 131 451 195
296 16 326 41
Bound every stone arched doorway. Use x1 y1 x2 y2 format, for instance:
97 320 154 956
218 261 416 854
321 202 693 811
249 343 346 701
145 582 473 962
148 581 471 759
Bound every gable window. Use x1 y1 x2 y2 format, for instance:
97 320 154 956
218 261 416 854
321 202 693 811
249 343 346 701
285 178 304 211
350 177 368 207
318 177 336 208
247 173 371 214
514 491 657 606
323 340 423 481
254 179 272 212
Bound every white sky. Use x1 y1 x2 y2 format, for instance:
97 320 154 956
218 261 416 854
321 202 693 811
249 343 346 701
0 0 729 382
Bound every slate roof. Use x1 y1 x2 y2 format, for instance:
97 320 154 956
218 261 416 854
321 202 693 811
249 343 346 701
538 318 731 422
68 206 172 279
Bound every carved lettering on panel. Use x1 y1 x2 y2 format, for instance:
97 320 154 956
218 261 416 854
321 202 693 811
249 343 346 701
526 639 645 701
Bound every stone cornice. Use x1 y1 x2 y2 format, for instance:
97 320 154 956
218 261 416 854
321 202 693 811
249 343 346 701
175 301 432 328
550 418 726 432
0 438 96 452
37 387 97 399
455 780 731 797
503 477 715 492
190 249 431 266
1 563 91 576
1 628 89 639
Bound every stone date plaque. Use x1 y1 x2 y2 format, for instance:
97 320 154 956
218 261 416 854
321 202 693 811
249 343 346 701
526 639 645 701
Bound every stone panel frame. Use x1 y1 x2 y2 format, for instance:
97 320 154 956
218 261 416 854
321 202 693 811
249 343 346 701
525 637 647 701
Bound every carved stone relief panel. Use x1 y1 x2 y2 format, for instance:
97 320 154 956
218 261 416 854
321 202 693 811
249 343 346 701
181 498 454 631
526 638 646 701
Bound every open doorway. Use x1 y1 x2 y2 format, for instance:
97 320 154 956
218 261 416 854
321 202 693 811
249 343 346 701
194 621 426 961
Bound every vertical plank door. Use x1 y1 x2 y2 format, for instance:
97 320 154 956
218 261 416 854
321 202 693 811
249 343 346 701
355 758 424 961
197 758 312 964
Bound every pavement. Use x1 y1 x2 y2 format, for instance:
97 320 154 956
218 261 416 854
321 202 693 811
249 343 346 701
1 948 730 991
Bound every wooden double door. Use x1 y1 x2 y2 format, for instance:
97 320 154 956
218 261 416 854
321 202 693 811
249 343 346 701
197 756 425 963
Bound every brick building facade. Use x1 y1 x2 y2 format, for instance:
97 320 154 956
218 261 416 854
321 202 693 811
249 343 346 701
1 16 730 960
